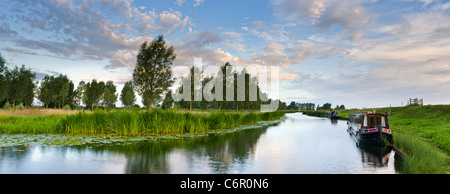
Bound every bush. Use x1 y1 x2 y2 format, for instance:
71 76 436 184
2 101 12 110
16 103 25 110
63 104 72 110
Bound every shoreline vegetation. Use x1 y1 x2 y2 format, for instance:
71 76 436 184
0 108 289 136
302 105 450 174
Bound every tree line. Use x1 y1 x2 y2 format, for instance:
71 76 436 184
1 35 343 111
277 101 346 111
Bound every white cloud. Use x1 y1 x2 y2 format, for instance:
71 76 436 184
271 0 372 40
193 0 204 7
176 0 187 7
159 10 191 33
271 0 327 19
2 0 193 69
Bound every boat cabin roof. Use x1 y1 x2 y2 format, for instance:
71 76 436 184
349 113 389 128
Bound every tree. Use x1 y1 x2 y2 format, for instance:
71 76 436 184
102 81 117 109
287 101 299 110
0 53 8 103
84 79 105 111
161 90 174 109
339 105 346 110
6 65 36 109
120 81 136 108
38 76 53 108
38 74 73 109
322 103 332 110
73 81 86 107
278 100 287 110
133 36 176 111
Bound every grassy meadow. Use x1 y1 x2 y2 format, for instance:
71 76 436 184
302 105 450 174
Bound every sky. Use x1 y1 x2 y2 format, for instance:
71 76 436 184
1 0 450 108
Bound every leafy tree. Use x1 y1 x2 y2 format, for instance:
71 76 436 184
321 103 332 110
38 76 54 108
287 101 299 110
6 65 36 109
278 100 287 110
133 36 176 111
120 81 136 108
161 90 174 109
38 74 73 109
84 79 105 111
73 81 86 107
0 53 8 103
339 105 346 110
102 81 117 109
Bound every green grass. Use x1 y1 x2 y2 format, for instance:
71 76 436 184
0 109 288 136
302 105 450 174
394 133 449 174
0 115 65 134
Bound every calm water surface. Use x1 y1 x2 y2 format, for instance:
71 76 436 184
0 113 400 174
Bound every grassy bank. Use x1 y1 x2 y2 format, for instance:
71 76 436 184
302 105 450 174
0 109 288 136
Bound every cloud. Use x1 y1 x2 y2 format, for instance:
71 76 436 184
2 0 191 69
193 0 204 7
176 0 187 7
271 0 372 40
1 46 38 57
0 23 19 40
173 31 239 66
159 10 191 33
247 21 290 42
271 0 327 19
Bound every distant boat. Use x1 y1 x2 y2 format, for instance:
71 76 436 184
347 112 393 145
325 111 339 119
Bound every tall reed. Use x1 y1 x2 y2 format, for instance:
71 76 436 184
56 110 287 136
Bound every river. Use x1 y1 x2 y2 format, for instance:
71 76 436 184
0 113 400 174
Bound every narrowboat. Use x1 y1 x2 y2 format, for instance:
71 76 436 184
347 112 393 145
325 111 339 119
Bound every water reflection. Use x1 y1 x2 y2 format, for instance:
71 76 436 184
0 113 400 174
330 118 338 125
358 143 392 167
347 125 396 171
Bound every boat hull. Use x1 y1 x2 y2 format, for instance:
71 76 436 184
358 131 393 145
348 126 392 145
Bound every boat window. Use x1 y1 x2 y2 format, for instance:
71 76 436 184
368 116 374 128
375 117 382 127
381 117 386 127
363 115 367 127
356 116 361 124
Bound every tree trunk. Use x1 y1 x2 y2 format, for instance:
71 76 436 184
236 104 239 112
190 101 192 111
12 99 15 109
149 96 152 111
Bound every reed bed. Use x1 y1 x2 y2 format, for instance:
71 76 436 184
0 115 65 134
0 109 287 136
59 110 287 136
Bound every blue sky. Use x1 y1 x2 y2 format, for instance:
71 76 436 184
1 0 450 108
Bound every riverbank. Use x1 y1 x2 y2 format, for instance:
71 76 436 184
302 105 450 174
0 109 289 136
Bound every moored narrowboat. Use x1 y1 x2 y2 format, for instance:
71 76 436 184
347 112 393 145
325 111 339 119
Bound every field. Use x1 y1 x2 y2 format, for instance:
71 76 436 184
303 105 450 174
